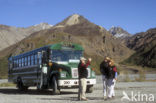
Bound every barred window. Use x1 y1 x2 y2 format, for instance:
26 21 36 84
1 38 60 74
38 54 42 65
22 58 24 67
35 54 37 65
17 59 19 67
31 55 34 65
19 58 21 67
28 56 30 66
25 57 27 66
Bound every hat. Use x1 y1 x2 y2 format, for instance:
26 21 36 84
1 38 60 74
80 57 86 61
105 57 111 61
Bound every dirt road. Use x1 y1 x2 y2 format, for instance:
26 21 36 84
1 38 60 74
0 76 156 103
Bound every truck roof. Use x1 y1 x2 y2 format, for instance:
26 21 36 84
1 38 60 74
9 42 83 60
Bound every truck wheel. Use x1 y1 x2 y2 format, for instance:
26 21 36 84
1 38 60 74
17 78 28 91
86 85 93 93
52 76 60 95
41 85 48 90
37 85 47 91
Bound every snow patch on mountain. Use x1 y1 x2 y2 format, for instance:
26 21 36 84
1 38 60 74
109 26 131 38
34 23 53 29
114 33 126 38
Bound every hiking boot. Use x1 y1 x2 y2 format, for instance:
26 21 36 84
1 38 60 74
103 96 107 100
105 97 111 101
81 98 88 101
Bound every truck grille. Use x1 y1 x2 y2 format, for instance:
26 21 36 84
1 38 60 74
72 68 78 78
72 68 90 78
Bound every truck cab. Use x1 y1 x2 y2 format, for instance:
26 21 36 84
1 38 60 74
48 43 96 94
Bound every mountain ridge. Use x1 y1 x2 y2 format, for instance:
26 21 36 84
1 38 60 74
0 23 53 51
124 28 156 68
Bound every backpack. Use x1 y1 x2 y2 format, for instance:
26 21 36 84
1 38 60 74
100 61 109 75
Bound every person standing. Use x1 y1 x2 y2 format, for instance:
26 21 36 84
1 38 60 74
107 60 118 99
78 57 92 101
100 57 110 99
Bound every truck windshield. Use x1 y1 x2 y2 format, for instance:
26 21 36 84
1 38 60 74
51 50 83 62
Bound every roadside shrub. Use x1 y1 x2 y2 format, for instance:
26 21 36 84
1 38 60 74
124 72 131 82
135 70 146 82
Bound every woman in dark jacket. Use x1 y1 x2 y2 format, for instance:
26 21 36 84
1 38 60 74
100 57 110 99
107 60 118 99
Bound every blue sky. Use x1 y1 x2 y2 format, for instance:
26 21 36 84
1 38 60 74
0 0 156 34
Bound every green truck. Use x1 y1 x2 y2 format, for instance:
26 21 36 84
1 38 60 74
8 43 96 94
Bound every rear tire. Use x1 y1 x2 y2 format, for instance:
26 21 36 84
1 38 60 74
52 76 60 95
17 78 28 91
86 85 93 93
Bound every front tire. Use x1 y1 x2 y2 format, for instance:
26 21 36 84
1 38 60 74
52 76 60 95
86 85 93 93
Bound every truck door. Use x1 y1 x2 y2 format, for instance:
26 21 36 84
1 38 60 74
37 51 48 89
37 52 42 89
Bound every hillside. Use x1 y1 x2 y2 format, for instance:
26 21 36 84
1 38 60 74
0 14 133 78
0 23 52 51
124 28 156 68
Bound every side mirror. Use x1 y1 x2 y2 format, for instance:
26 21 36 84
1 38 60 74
47 48 51 59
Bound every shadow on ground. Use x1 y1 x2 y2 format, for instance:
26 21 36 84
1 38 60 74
0 88 77 95
39 97 105 101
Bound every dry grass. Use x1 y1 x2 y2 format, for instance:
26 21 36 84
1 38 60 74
123 72 131 82
135 70 146 82
0 83 15 87
118 64 156 74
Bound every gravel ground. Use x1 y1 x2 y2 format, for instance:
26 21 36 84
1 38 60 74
0 79 7 84
0 75 156 103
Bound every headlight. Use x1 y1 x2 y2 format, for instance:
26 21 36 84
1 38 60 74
92 71 95 77
42 67 47 74
60 73 66 78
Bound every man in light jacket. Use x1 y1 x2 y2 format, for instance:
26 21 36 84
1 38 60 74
78 57 92 101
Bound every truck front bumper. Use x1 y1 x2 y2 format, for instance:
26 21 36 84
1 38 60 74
58 78 96 87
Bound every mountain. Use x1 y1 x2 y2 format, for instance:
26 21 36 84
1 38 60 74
124 28 156 68
0 14 133 78
55 14 81 26
0 23 52 51
1 14 133 61
17 14 132 61
109 26 131 38
54 14 106 36
0 25 27 51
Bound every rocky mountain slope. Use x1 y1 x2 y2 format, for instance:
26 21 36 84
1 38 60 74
0 23 52 51
124 28 156 68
